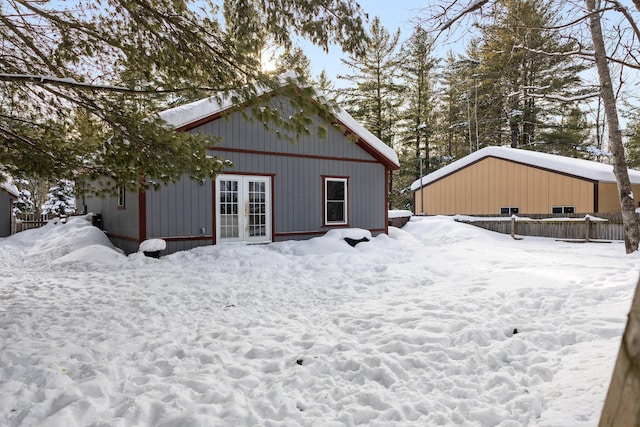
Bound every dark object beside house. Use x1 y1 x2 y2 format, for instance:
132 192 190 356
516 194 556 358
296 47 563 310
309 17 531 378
91 213 103 230
344 237 369 247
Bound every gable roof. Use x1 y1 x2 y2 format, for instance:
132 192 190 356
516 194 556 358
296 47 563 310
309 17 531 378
411 146 640 191
158 89 400 170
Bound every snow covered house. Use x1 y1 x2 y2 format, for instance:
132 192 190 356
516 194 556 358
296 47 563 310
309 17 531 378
411 146 640 216
0 180 18 237
85 92 399 254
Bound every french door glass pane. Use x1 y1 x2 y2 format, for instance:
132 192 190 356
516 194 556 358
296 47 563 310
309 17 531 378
219 180 239 238
248 180 267 237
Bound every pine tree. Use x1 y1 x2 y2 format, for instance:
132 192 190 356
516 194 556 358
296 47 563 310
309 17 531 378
272 47 312 81
315 70 338 102
399 27 437 176
42 180 76 217
437 52 473 162
338 17 404 208
472 0 586 149
12 189 35 216
626 119 640 169
396 26 438 210
11 177 48 216
536 107 592 158
0 1 368 192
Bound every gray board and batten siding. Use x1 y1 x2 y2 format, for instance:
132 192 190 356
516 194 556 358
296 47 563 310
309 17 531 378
145 176 214 254
0 188 16 237
88 95 394 255
86 185 141 254
146 102 387 254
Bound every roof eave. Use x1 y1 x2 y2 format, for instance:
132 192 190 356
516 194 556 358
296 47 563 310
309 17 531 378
411 147 640 190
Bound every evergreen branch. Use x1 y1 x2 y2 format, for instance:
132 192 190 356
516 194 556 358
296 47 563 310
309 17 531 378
15 0 257 88
0 124 61 161
0 8 59 74
0 73 225 94
118 0 257 84
14 0 113 47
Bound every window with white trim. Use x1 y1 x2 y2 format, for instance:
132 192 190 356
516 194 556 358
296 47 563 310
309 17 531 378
324 177 348 225
551 206 575 214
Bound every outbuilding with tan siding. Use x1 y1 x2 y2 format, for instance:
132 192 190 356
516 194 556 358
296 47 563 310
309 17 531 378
411 147 640 216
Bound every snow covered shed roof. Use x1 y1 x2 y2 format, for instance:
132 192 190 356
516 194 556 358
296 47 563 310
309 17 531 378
1 179 19 197
158 86 400 170
411 146 640 191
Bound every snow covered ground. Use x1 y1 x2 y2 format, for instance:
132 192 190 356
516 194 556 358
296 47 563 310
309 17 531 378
0 215 638 427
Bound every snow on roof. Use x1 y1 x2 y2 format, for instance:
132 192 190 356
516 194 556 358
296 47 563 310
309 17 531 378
333 107 399 168
411 146 640 191
1 179 19 197
388 209 413 219
159 94 233 129
157 78 399 169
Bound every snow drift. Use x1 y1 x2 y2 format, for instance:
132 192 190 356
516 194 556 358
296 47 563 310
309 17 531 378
0 215 638 426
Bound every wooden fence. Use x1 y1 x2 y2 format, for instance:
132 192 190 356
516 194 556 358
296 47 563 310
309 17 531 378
11 213 57 234
454 212 640 242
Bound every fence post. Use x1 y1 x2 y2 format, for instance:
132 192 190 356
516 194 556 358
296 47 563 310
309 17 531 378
585 216 591 242
511 216 516 239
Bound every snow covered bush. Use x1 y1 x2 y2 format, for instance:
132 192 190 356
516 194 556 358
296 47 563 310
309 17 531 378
12 189 35 215
42 179 76 216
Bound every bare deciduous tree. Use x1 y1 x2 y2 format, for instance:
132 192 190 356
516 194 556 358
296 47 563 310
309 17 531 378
599 276 640 425
585 0 639 254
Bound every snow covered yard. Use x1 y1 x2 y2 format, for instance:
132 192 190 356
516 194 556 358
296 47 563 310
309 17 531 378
0 216 638 427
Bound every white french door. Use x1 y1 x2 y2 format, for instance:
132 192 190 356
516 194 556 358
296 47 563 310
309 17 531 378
215 175 271 243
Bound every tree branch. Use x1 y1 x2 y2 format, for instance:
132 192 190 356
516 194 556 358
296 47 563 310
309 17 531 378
528 91 601 102
438 0 491 32
0 124 61 162
605 0 640 47
0 73 225 93
511 45 640 70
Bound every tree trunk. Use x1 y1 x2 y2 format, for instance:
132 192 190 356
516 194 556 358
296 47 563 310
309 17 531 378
586 0 639 253
600 276 640 425
510 119 519 148
416 118 422 179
